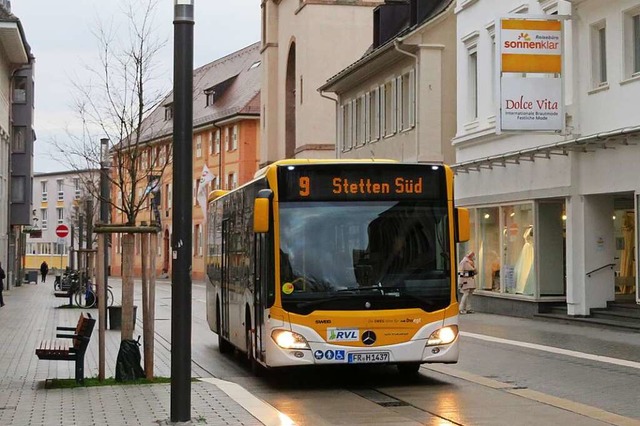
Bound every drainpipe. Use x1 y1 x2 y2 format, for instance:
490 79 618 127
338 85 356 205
319 90 339 158
394 39 420 162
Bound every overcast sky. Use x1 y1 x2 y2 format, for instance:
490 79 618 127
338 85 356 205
11 0 261 173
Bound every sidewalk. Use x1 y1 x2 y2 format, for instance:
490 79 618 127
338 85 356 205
0 279 265 425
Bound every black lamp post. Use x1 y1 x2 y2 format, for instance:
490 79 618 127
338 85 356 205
172 0 194 422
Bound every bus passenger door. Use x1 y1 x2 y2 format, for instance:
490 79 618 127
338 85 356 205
253 233 267 362
221 219 231 340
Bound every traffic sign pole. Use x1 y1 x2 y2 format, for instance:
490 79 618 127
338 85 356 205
55 225 70 270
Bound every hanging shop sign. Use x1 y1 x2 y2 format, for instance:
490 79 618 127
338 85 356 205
498 16 565 133
501 76 562 131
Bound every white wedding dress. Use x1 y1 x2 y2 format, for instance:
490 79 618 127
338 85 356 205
515 228 534 295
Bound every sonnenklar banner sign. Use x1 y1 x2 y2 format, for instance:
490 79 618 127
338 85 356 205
498 16 564 132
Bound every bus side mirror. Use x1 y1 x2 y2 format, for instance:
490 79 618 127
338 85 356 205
455 207 470 243
254 198 270 233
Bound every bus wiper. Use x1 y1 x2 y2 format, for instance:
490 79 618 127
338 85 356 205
334 284 402 294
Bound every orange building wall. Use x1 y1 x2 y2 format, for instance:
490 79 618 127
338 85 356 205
109 117 260 281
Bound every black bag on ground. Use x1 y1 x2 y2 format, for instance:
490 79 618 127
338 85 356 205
115 337 145 381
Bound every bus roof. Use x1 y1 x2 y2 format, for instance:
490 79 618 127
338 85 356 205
253 158 400 180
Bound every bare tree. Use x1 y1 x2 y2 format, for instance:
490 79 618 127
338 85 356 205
53 0 169 345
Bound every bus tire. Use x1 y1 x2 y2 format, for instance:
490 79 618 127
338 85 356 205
397 362 421 375
217 300 232 354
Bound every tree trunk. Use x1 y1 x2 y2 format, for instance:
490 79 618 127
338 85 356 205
141 233 151 378
121 233 135 340
97 233 106 381
147 232 157 378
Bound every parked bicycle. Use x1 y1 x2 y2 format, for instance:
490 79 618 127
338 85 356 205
75 277 114 309
54 268 115 308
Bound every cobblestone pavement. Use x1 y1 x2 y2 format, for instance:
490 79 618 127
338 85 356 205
0 279 265 426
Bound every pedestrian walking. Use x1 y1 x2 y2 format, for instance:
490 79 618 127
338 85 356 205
458 251 476 314
0 262 5 307
40 261 49 283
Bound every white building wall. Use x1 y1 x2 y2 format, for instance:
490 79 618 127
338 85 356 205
573 0 640 137
454 0 640 315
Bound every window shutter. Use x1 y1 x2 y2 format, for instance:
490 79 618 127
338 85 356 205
391 79 397 134
380 85 386 136
339 104 345 151
409 69 416 128
364 92 370 143
397 76 403 130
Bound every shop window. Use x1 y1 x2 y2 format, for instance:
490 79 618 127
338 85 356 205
476 207 500 291
502 204 534 295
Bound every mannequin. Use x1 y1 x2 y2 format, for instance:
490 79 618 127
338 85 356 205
515 226 535 295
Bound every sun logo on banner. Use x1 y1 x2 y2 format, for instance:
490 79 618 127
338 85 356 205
518 32 531 41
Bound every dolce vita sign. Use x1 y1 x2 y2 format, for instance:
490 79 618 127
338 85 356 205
498 16 564 132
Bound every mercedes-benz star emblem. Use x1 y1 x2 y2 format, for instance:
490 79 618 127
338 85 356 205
362 330 376 345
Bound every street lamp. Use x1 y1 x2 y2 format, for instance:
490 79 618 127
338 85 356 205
172 0 194 422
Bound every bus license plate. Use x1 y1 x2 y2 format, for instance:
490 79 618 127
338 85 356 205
348 352 390 363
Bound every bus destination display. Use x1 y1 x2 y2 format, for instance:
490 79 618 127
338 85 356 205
278 164 444 201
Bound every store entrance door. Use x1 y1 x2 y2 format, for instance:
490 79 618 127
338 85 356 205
614 195 635 301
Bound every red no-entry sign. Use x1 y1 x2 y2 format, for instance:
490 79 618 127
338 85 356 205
55 224 69 238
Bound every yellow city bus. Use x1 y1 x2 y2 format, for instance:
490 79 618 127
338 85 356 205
206 159 469 373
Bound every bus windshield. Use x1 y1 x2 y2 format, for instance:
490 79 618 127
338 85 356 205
279 200 451 315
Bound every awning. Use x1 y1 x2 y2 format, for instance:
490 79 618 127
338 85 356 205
452 125 640 174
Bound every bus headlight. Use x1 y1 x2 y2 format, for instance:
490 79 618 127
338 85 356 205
426 325 458 346
271 329 310 350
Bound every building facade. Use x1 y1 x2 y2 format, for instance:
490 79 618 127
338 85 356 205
0 2 35 288
320 0 457 165
260 0 382 164
26 170 98 272
110 43 261 281
453 0 640 317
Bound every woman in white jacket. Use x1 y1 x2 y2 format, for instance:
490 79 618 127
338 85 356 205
458 251 476 314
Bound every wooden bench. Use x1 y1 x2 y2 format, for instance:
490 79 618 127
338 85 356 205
35 313 96 384
53 288 75 306
54 276 80 306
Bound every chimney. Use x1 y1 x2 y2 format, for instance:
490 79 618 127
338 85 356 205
411 0 440 26
373 0 411 49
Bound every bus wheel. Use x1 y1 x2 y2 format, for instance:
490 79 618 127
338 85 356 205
397 362 421 375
